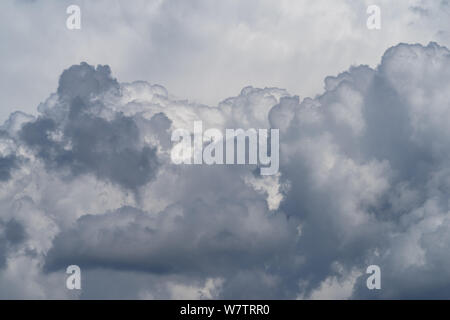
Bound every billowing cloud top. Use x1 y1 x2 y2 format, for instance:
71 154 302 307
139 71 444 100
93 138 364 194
1 42 450 299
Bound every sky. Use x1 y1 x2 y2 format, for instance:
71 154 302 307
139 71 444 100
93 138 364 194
1 0 450 122
0 0 450 299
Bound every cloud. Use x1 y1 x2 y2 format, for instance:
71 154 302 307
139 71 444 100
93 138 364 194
0 219 26 268
19 63 160 191
1 41 450 299
271 41 450 298
44 199 292 275
0 155 19 182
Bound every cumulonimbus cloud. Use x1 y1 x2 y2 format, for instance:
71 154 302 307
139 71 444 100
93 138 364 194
0 42 449 299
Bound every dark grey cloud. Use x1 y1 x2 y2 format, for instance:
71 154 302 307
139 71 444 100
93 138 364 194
57 63 119 102
43 180 297 299
0 219 26 268
19 63 159 190
0 154 19 182
29 42 450 299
